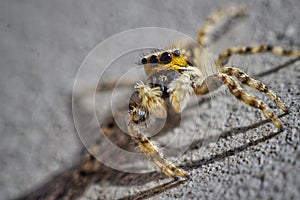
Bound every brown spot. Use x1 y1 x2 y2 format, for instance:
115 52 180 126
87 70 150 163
258 83 264 90
232 84 238 90
140 138 149 145
234 90 242 99
259 102 265 110
226 67 233 74
248 99 259 108
241 76 249 84
268 113 274 118
199 31 206 36
283 49 293 55
257 45 265 52
262 86 269 92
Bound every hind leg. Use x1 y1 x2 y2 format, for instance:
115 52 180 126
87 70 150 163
220 66 287 111
217 45 300 67
197 5 246 47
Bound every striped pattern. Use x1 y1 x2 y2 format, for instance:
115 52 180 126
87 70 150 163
221 66 287 112
217 45 300 67
128 122 189 177
197 5 246 47
219 73 283 129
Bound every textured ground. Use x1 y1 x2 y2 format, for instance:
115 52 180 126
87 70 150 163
0 0 299 199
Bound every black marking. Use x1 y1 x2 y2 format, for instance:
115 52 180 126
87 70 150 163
245 47 251 53
226 67 233 74
160 52 172 64
241 76 249 84
262 86 268 92
258 83 264 90
231 83 238 90
237 72 244 77
149 55 159 67
141 57 147 64
266 45 273 51
187 60 194 66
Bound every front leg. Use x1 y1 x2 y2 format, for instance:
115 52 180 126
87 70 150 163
218 73 283 129
220 66 287 111
128 82 189 178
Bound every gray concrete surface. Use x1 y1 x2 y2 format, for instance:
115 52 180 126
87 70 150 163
1 0 300 199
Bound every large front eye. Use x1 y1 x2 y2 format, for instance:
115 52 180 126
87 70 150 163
160 52 172 64
149 55 159 67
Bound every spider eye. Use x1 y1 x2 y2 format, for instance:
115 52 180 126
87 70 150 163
160 52 172 64
141 57 147 64
149 55 159 66
173 49 181 57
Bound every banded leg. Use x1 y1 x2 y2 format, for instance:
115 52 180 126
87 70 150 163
220 66 287 111
197 5 246 47
127 122 189 177
218 73 283 129
217 45 300 67
128 82 188 177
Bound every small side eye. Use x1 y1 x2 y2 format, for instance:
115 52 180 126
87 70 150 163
173 49 181 57
160 52 172 64
141 57 147 64
149 55 159 66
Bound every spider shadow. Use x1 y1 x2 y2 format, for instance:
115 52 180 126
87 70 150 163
255 57 300 78
117 178 186 200
113 115 285 200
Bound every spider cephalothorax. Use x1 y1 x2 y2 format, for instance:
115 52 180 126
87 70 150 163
141 49 194 76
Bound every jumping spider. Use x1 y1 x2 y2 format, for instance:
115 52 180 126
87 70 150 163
125 5 300 178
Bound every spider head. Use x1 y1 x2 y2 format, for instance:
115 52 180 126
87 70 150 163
141 49 191 76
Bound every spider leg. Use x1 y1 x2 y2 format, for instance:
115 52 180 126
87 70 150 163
190 72 283 129
220 66 287 111
218 73 283 129
128 122 189 177
217 45 300 67
127 82 189 178
197 5 246 47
